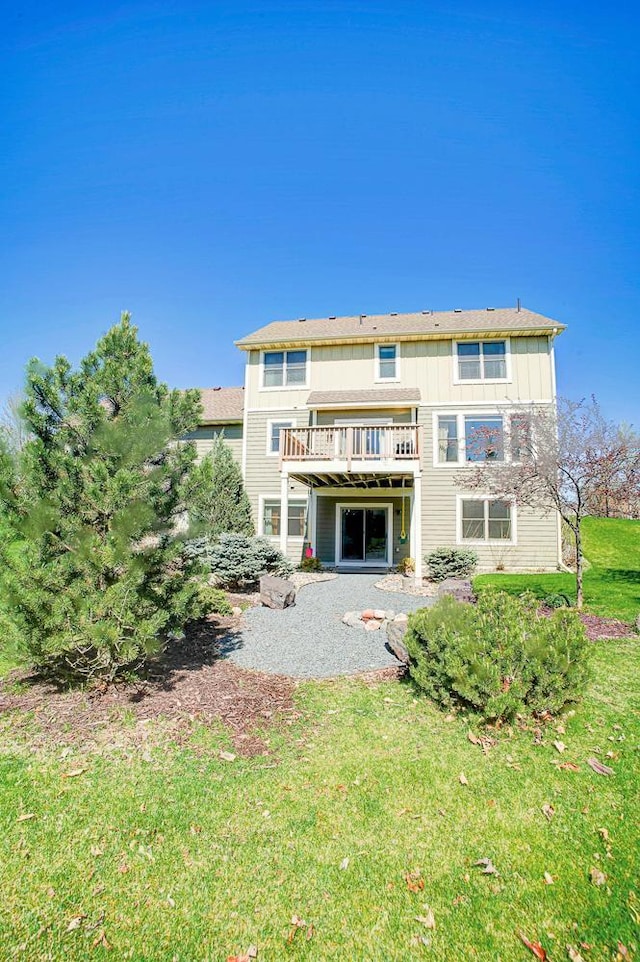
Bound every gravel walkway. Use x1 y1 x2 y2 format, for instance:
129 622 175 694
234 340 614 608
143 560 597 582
223 574 434 678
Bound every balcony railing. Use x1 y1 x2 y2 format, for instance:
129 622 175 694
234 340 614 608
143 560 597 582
280 424 420 466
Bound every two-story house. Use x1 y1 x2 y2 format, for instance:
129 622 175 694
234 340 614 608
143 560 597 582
189 307 565 581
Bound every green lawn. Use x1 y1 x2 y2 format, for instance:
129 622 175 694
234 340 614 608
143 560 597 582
1 639 638 960
474 517 640 623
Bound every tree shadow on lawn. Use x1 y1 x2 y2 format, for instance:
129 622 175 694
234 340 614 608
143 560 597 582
0 616 298 756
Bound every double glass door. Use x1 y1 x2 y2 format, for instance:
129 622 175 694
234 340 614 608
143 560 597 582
340 507 388 563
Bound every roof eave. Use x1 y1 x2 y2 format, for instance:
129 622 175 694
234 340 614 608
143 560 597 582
235 325 566 351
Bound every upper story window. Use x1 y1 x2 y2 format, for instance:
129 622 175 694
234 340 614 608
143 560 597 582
267 419 294 455
464 416 505 462
376 343 399 381
456 340 508 381
436 411 531 465
262 350 307 388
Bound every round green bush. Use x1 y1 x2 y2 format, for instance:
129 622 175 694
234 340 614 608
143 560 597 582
425 547 478 582
404 589 590 722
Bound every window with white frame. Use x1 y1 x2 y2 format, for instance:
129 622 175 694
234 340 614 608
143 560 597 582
262 500 307 538
437 415 459 463
457 341 507 380
376 343 398 380
262 350 307 387
461 499 513 541
267 420 294 455
510 413 533 462
464 415 505 462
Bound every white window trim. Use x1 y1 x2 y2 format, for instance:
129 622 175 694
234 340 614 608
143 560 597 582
455 494 517 546
374 342 400 383
334 502 393 567
265 418 296 457
432 410 517 468
259 348 310 391
258 493 308 541
452 337 512 385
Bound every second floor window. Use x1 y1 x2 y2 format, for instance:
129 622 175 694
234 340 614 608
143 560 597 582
457 340 507 380
437 412 530 464
376 344 398 380
268 420 294 455
464 416 505 462
263 350 307 387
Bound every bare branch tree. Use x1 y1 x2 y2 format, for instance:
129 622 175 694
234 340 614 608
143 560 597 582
457 397 630 609
0 391 28 454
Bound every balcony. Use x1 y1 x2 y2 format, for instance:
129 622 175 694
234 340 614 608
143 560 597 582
280 424 421 472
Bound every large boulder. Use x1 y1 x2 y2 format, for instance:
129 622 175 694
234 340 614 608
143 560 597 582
259 575 296 610
386 618 410 664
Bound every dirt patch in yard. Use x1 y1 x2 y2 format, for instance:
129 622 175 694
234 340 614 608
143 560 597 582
0 616 298 757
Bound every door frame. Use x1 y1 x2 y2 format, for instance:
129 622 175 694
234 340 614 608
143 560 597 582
334 502 393 567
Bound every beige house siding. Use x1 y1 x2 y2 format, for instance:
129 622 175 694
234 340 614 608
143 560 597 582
315 407 414 425
316 495 412 567
417 406 559 572
245 337 554 411
186 424 243 465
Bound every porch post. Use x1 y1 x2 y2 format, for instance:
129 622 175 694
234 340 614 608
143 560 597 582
280 472 289 556
308 488 317 557
412 472 423 584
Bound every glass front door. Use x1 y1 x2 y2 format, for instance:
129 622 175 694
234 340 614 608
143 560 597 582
340 507 388 563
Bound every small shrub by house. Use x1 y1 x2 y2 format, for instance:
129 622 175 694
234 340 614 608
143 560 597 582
425 547 478 582
208 533 294 589
405 589 590 722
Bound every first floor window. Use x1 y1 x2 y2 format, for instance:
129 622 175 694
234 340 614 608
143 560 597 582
263 350 307 387
263 500 307 537
461 499 512 541
457 340 507 380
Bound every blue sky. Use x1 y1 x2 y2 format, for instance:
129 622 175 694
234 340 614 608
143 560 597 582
1 1 639 422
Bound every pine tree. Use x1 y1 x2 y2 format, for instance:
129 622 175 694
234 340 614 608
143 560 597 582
0 313 206 682
186 434 255 539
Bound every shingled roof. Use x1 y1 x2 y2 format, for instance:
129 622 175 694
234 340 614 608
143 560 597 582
198 387 244 423
236 307 564 349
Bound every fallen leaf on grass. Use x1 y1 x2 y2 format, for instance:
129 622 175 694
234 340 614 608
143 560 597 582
542 803 555 822
589 867 607 886
414 906 436 929
219 751 236 763
543 872 554 885
459 773 468 785
405 870 425 892
66 915 87 932
474 858 499 876
598 827 610 842
554 741 566 754
16 813 36 822
566 946 585 962
559 762 580 772
617 942 632 959
227 948 258 962
91 929 112 950
62 768 87 779
587 758 614 776
467 731 496 753
518 932 547 959
339 857 349 871
287 916 313 944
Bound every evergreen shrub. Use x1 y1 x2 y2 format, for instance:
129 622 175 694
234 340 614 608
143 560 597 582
404 589 590 722
425 546 478 582
209 534 294 589
299 556 323 572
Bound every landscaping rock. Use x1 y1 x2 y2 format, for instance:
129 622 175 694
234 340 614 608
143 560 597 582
436 578 475 603
386 619 410 663
364 619 382 631
342 611 362 628
259 575 296 610
373 608 387 620
361 609 376 621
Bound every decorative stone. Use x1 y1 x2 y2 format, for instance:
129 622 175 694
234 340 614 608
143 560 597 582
436 578 475 603
384 610 395 621
361 609 376 620
386 620 410 664
373 608 386 620
342 612 362 628
259 575 296 610
231 606 243 618
394 612 408 622
364 619 382 631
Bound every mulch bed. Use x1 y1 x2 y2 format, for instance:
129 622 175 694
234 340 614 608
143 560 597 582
0 615 298 757
538 606 636 640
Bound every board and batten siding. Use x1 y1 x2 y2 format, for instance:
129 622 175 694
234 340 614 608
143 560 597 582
244 337 554 410
315 407 413 425
316 495 412 567
417 406 559 571
185 424 243 465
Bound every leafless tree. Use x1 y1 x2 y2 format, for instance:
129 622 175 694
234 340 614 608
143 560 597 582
0 391 28 453
458 397 634 609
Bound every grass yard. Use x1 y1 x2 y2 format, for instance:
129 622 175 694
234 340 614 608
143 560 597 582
1 639 638 961
474 517 640 623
